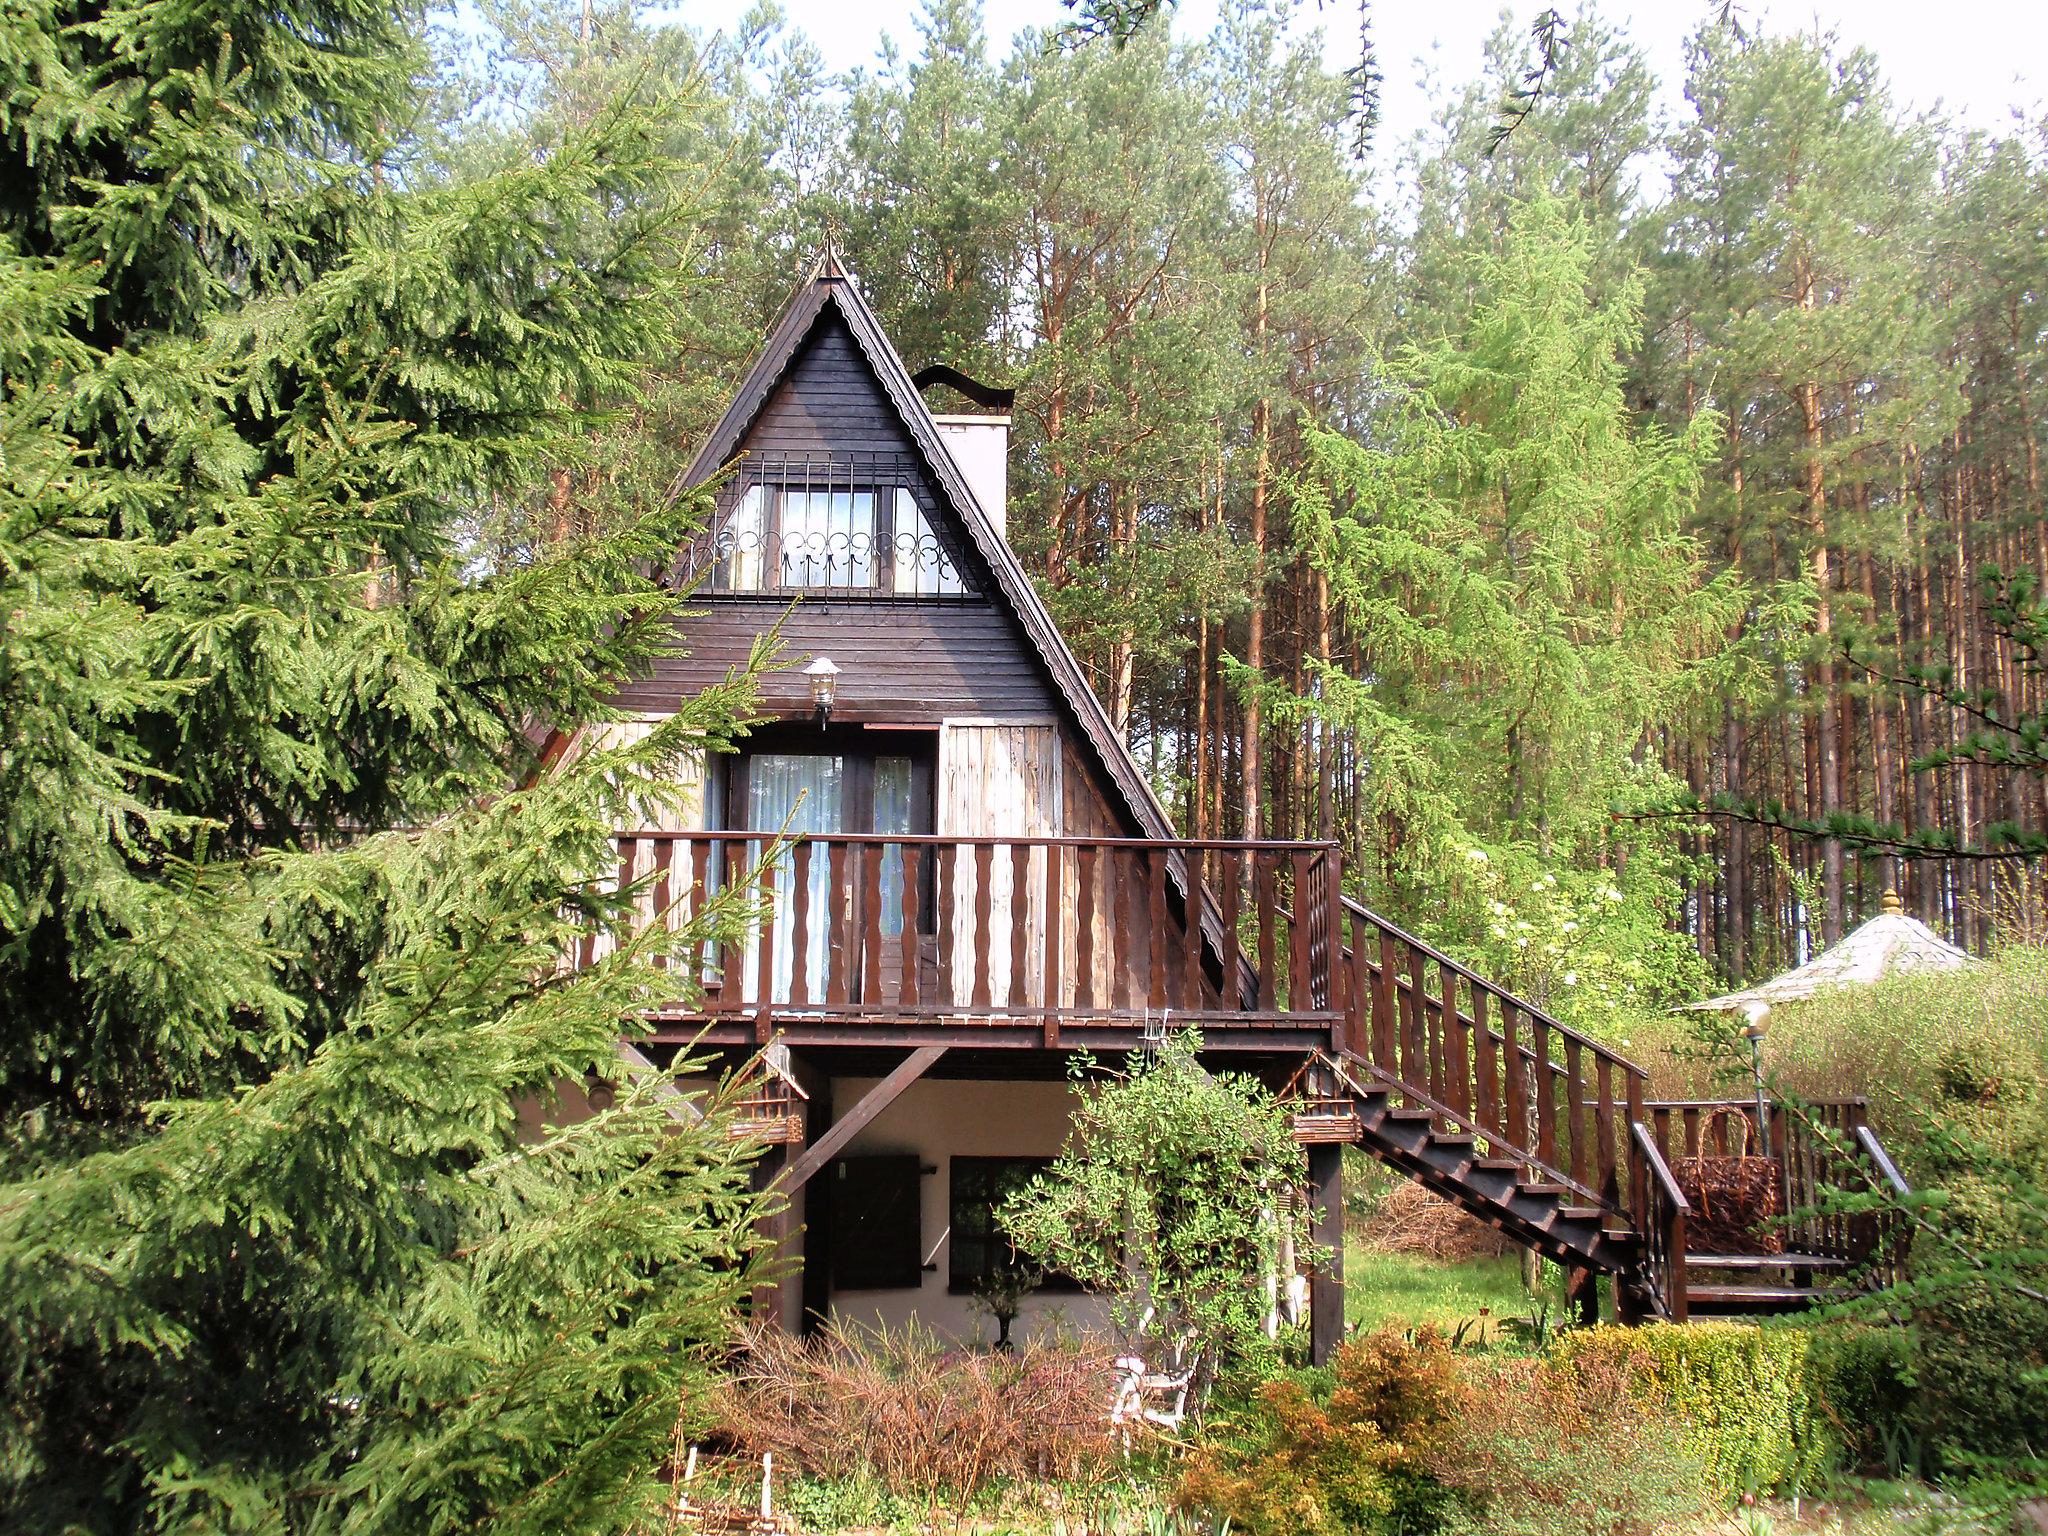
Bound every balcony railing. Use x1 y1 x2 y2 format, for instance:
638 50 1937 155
589 832 1344 1036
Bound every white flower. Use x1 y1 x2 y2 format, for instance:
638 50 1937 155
1515 936 1529 948
1489 901 1508 916
1561 920 1578 933
1605 887 1624 902
1465 848 1489 864
1562 972 1578 985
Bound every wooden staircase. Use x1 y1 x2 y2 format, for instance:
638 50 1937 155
1286 896 1913 1322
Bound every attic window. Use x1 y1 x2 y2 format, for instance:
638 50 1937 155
713 483 964 597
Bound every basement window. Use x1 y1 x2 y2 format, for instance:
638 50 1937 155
947 1157 1077 1295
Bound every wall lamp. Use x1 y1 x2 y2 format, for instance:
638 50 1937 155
805 655 841 726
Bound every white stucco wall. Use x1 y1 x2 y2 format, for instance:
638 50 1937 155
825 1075 1109 1346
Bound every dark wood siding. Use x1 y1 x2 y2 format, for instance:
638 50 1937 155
746 315 923 459
621 600 1061 722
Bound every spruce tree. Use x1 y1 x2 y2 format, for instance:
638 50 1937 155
0 0 767 1528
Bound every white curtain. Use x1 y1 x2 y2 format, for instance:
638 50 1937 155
746 753 844 1004
938 723 1061 1008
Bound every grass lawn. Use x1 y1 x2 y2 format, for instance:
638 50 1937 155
1344 1243 1534 1341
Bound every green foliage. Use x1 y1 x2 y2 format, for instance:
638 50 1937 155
0 0 771 1525
1178 1331 1462 1536
1805 1324 1921 1477
1283 193 1749 1023
1560 1323 1837 1497
1429 1347 1714 1536
1001 1031 1318 1377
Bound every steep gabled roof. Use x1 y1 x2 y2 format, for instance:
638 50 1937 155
686 252 1177 842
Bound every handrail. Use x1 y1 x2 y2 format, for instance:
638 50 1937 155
1630 1120 1690 1321
1340 894 1649 1074
1631 1120 1693 1214
1855 1124 1912 1197
621 831 1340 852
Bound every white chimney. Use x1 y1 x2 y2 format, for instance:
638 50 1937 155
932 414 1010 538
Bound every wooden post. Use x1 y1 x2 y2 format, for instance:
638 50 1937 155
1563 1263 1600 1329
750 1142 796 1333
1309 1142 1345 1365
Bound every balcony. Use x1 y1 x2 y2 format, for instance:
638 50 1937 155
588 833 1346 1049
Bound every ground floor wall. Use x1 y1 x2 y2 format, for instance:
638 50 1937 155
817 1075 1110 1347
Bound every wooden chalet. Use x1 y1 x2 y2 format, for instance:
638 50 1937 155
553 251 1912 1358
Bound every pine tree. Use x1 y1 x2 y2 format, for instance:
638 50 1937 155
0 0 768 1527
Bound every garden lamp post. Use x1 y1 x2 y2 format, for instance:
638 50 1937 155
1742 1001 1771 1159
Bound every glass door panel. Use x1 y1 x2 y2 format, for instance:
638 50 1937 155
748 753 844 1004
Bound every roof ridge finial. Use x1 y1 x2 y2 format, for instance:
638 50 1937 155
814 217 850 281
1881 887 1903 916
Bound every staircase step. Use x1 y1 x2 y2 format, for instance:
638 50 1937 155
1686 1284 1841 1309
1556 1205 1606 1222
1686 1252 1847 1270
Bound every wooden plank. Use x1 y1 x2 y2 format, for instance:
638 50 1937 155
1009 842 1032 1011
1308 1143 1344 1367
1074 844 1097 1011
971 843 994 1010
1218 852 1242 1011
651 838 675 967
1182 865 1205 1012
1472 988 1497 1143
1373 929 1398 1072
1042 843 1063 1046
1280 851 1306 1017
861 840 884 1006
755 862 777 1043
1532 1011 1558 1169
1441 964 1467 1119
1256 856 1279 1011
1595 1054 1616 1202
826 842 850 1008
935 841 956 1003
898 844 921 1007
779 1045 950 1192
1565 1036 1589 1189
1148 850 1169 1010
789 841 812 1005
1499 999 1526 1156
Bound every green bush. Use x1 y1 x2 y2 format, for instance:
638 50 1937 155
1428 1351 1713 1536
1805 1323 1919 1475
1560 1322 1835 1497
1915 1282 2048 1474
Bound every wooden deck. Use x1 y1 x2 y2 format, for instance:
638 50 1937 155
586 830 1911 1323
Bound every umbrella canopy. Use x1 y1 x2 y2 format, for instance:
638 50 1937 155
1684 890 1975 1013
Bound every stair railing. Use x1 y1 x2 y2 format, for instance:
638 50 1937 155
1629 1121 1691 1320
1336 896 1652 1222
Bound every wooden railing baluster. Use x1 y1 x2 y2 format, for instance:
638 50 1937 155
899 844 922 1008
1218 853 1242 1011
1148 849 1169 1011
1564 1036 1588 1190
789 841 812 1006
826 842 850 1008
1255 856 1279 1013
971 842 994 1010
1074 844 1097 1012
1010 842 1033 1013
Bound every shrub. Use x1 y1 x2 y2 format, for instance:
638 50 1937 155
1002 1031 1320 1382
1805 1322 1920 1475
1177 1330 1461 1536
1914 1281 2048 1475
718 1322 1117 1507
1559 1322 1835 1497
1427 1351 1713 1536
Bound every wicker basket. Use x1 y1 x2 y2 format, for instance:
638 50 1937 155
1672 1107 1784 1255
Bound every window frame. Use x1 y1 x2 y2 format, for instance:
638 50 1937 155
712 479 966 598
946 1155 1081 1296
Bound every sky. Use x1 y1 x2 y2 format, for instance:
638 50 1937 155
676 0 2047 186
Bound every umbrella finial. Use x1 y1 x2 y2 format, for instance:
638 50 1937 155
1881 887 1903 916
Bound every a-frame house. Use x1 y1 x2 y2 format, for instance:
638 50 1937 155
559 253 1915 1351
